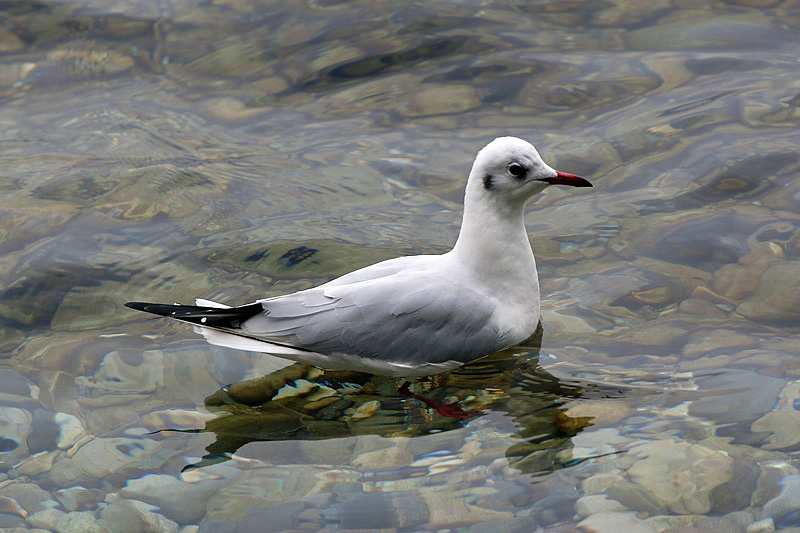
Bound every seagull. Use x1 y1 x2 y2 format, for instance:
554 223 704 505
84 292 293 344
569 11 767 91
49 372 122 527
126 137 592 378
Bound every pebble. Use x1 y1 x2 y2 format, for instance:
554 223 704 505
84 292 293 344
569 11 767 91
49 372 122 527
0 407 32 459
27 409 60 454
74 350 165 393
681 328 757 358
55 413 86 450
205 97 266 121
96 501 145 533
736 262 800 325
1 482 52 515
570 427 630 458
688 370 784 425
575 494 629 517
351 446 413 470
399 84 481 117
53 486 103 512
746 518 775 533
105 499 179 533
626 440 734 514
15 450 58 476
197 517 236 533
752 464 795 508
467 515 539 532
55 510 107 533
421 491 514 529
27 508 66 530
233 501 304 531
677 296 728 318
558 401 635 430
0 496 28 518
644 514 703 531
0 28 23 52
581 473 626 495
427 457 467 475
271 378 320 400
724 511 759 530
751 381 800 449
0 370 35 403
52 436 162 485
576 510 657 533
762 474 800 526
140 409 213 432
120 467 240 524
0 515 28 530
606 482 666 516
346 400 381 420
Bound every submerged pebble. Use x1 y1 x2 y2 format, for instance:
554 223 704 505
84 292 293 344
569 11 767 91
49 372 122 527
577 510 657 533
626 440 734 515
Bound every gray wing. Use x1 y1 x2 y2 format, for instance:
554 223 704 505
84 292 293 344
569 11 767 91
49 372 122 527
242 272 504 367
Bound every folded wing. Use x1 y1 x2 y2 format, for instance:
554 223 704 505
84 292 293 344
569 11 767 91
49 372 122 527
244 272 503 367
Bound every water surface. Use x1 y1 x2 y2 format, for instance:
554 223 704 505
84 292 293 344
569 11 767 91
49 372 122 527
1 0 799 531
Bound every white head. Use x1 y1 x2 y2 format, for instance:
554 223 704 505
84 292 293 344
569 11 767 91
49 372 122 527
467 137 591 206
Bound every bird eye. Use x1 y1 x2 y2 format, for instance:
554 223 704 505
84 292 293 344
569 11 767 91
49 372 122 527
508 163 526 177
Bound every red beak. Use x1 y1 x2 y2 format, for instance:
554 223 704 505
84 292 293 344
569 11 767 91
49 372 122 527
539 171 592 187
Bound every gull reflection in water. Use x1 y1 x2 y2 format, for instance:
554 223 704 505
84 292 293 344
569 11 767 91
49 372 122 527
152 326 628 474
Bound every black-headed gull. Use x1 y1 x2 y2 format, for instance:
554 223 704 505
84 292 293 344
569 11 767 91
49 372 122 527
127 137 591 377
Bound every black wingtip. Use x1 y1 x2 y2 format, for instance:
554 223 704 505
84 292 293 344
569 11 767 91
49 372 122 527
125 301 189 317
125 300 265 328
125 301 151 312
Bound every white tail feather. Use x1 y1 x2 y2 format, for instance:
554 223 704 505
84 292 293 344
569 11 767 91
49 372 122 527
192 326 310 356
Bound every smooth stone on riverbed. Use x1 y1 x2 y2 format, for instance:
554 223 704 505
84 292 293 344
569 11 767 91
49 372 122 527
1 482 52 515
140 409 214 432
0 407 32 460
120 467 241 524
746 518 775 533
688 370 784 425
575 494 629 517
55 413 86 450
99 499 179 533
0 495 28 519
351 445 414 470
49 436 163 486
420 490 514 529
736 261 800 325
558 400 635 431
625 439 734 515
605 482 665 516
96 502 146 533
53 487 105 513
581 473 626 495
576 510 657 533
27 508 66 530
681 328 757 358
55 511 106 533
761 473 800 525
751 381 800 450
16 450 58 477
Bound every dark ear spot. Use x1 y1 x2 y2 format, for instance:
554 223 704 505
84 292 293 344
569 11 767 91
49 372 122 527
483 174 493 190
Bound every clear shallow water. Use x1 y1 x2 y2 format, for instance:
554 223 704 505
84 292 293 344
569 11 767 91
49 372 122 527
1 0 799 531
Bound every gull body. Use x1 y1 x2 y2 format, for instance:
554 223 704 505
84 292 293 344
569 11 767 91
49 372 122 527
126 137 591 377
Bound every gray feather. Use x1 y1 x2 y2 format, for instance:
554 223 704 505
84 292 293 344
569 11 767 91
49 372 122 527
242 271 501 366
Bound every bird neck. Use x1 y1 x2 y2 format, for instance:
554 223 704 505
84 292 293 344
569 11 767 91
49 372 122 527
450 190 538 294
